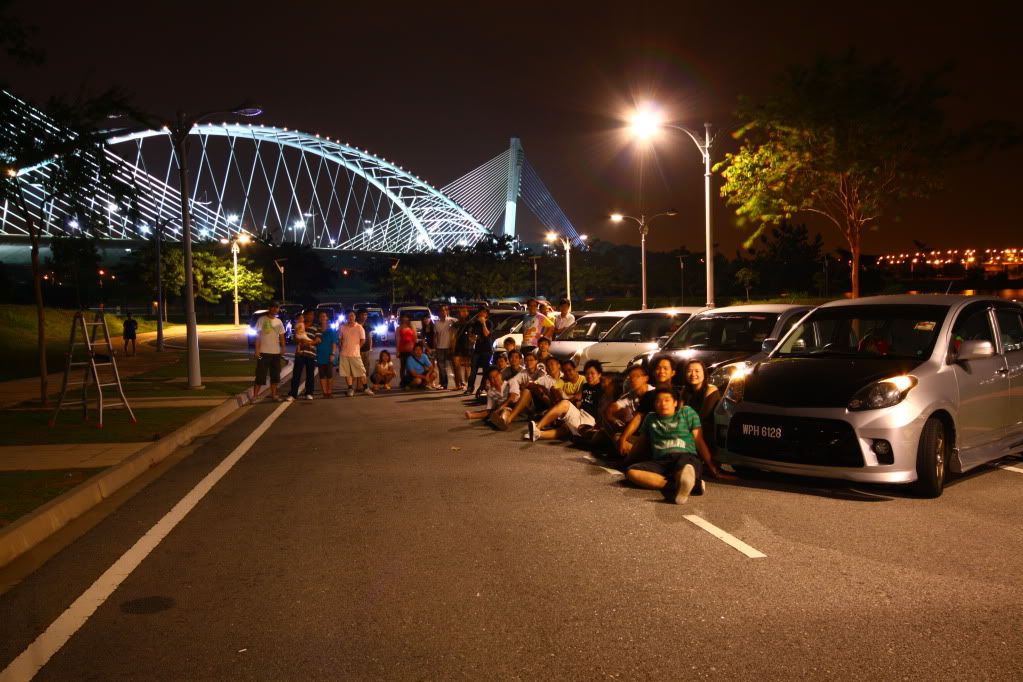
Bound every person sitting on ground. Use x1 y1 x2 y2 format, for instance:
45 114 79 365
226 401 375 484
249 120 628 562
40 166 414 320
396 315 417 388
526 359 603 442
505 352 553 423
681 359 722 450
315 310 338 398
464 366 515 430
533 336 554 365
405 342 438 390
650 356 680 398
557 358 585 406
502 349 524 382
371 350 395 391
511 356 563 422
122 312 138 357
553 299 575 339
502 336 518 357
608 365 657 457
623 388 732 504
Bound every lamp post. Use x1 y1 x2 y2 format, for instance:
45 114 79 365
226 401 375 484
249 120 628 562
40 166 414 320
528 255 541 297
273 258 287 303
169 105 261 390
610 211 677 310
628 108 717 307
678 253 687 306
545 232 587 302
220 232 251 326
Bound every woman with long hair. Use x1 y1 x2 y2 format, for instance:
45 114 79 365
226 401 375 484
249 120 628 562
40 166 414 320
681 359 721 450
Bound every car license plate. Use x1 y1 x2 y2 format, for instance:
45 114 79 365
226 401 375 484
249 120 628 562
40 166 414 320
740 423 783 439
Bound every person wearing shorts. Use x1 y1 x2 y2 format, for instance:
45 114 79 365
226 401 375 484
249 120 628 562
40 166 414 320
339 310 371 397
623 388 731 504
525 359 603 442
315 310 338 398
464 366 515 430
253 303 286 401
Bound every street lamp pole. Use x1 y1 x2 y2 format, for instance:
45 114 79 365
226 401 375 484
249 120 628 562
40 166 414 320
274 258 287 303
529 256 540 297
232 241 239 326
546 233 587 303
610 211 676 310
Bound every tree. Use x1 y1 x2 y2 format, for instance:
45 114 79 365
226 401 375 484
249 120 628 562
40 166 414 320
47 234 100 307
734 266 759 302
746 223 824 295
717 51 958 297
1 90 138 404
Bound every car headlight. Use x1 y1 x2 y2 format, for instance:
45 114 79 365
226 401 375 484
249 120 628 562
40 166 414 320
246 326 258 337
330 321 340 330
847 375 917 411
374 324 388 336
709 361 749 390
721 365 751 404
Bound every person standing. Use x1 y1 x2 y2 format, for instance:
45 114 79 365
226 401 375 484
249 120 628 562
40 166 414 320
288 310 319 401
464 308 493 395
339 309 372 397
433 304 457 389
253 302 286 402
315 310 338 398
357 310 374 392
452 307 472 390
553 299 575 339
396 315 417 388
520 298 554 355
121 313 138 357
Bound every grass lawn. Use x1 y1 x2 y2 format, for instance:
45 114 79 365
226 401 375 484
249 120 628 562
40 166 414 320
138 351 261 380
0 304 169 381
0 468 107 528
0 407 209 445
119 379 252 399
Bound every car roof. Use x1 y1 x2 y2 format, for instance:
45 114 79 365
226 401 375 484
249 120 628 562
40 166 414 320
397 305 430 310
577 310 636 318
818 294 1005 308
633 306 706 315
692 303 811 315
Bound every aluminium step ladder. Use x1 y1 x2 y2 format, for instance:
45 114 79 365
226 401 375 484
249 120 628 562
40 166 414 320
50 310 136 428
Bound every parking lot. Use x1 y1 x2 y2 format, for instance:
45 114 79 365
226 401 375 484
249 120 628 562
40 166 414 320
3 384 1023 679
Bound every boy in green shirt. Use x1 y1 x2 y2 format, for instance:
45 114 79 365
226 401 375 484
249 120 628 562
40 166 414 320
625 387 730 503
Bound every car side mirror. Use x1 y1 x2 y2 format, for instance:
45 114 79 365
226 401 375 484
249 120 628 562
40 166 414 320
761 338 779 353
656 335 669 347
956 339 995 361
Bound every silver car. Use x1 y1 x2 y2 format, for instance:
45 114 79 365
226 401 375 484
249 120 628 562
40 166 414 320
715 295 1023 497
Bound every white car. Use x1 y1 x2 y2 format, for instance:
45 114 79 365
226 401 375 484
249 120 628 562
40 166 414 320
549 311 634 362
574 307 704 374
396 306 434 335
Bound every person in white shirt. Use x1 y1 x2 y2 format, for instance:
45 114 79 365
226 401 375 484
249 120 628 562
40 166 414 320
253 302 286 402
520 298 554 354
339 310 372 397
464 366 515 429
433 304 457 389
505 353 555 423
553 299 576 338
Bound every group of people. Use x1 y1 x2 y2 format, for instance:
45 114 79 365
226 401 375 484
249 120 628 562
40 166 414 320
463 334 734 504
251 297 731 503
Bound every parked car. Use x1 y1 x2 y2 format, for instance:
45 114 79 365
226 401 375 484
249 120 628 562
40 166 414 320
628 304 813 388
352 302 379 312
279 304 304 341
549 311 633 362
491 299 525 310
454 309 526 355
315 302 344 320
714 295 1023 497
363 307 388 342
573 307 703 374
396 305 435 335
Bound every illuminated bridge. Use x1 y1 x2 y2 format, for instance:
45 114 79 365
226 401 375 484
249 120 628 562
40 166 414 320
1 90 583 252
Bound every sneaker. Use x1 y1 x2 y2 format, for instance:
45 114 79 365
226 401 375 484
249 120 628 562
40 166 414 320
527 421 539 442
364 388 375 396
693 479 707 496
673 464 697 504
347 388 355 397
304 394 314 401
522 431 531 441
286 396 295 402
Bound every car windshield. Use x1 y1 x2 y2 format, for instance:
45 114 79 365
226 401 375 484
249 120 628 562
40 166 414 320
603 313 686 342
559 316 622 342
775 304 949 359
401 309 432 321
666 313 779 351
492 314 525 334
366 312 384 327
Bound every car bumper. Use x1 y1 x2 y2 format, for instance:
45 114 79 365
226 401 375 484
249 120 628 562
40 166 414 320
715 399 927 484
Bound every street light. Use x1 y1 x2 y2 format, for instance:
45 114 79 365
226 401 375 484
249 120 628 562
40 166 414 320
610 210 677 310
273 258 287 304
220 232 251 326
545 232 587 303
170 103 262 389
628 105 717 307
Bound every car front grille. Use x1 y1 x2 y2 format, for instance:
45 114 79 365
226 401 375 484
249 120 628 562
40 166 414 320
726 413 863 467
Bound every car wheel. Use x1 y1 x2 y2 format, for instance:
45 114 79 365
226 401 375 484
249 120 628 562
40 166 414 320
913 417 947 498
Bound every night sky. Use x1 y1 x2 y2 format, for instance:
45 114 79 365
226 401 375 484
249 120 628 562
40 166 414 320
3 1 1020 256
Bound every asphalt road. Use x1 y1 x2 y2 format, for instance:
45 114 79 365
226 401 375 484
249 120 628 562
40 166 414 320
3 386 1023 680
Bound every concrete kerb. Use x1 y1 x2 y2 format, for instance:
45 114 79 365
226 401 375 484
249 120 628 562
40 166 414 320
0 360 293 569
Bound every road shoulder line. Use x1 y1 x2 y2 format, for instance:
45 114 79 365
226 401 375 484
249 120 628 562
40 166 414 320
683 514 767 559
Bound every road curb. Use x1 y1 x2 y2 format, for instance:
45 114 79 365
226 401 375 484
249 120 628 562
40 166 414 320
0 362 292 569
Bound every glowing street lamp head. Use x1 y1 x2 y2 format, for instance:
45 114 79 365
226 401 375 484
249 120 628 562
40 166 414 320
629 106 662 140
579 234 588 241
546 231 558 242
610 213 624 223
227 213 239 224
238 233 251 244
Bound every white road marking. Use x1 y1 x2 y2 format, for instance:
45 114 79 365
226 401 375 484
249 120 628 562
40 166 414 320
683 515 767 559
0 401 292 682
582 454 624 477
1000 465 1023 474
